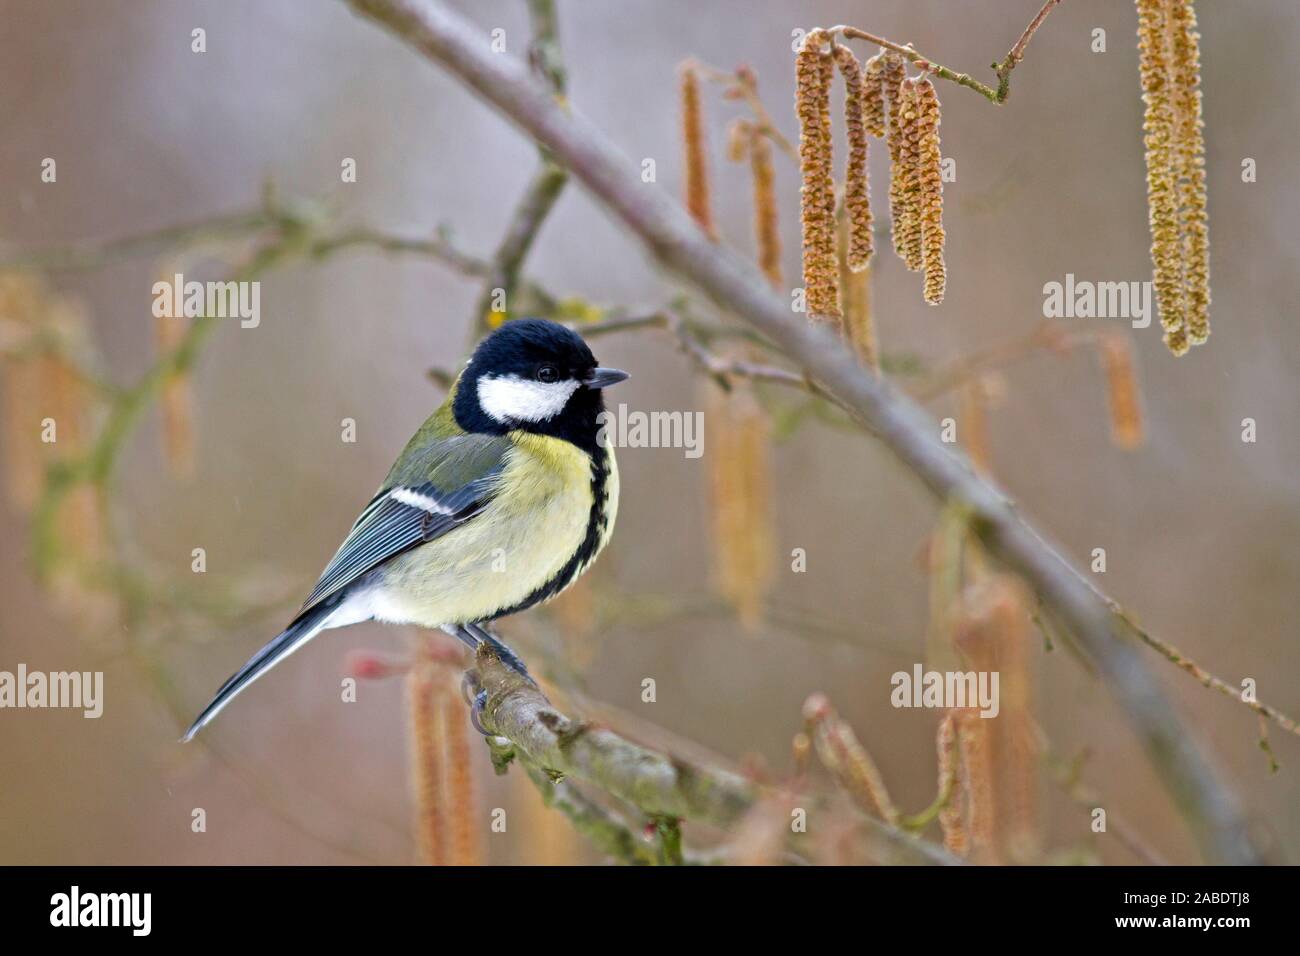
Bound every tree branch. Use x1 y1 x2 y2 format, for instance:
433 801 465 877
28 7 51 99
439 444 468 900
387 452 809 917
345 0 1257 864
467 645 755 827
466 645 959 864
469 0 568 335
833 0 1063 104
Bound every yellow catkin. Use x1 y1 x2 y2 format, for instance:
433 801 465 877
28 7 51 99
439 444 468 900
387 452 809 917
1136 0 1187 354
914 77 947 304
936 712 967 857
803 693 899 825
153 267 196 479
881 53 911 263
955 575 1037 862
834 44 873 271
441 674 481 866
839 212 878 372
862 53 887 138
750 127 783 290
1099 333 1146 450
1170 0 1209 346
679 64 716 239
725 117 751 164
408 649 448 865
956 710 996 862
795 31 839 320
706 381 775 631
987 576 1039 862
896 78 925 272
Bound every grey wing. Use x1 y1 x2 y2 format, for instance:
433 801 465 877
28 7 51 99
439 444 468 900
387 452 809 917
299 437 509 614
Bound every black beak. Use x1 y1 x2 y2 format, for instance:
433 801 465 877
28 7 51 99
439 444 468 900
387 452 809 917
583 367 630 389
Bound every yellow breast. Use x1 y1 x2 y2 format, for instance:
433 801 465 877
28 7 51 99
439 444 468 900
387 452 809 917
379 432 615 627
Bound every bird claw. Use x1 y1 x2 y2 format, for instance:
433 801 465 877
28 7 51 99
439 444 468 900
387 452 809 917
460 672 491 736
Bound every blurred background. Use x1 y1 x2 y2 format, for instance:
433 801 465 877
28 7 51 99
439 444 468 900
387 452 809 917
0 0 1296 865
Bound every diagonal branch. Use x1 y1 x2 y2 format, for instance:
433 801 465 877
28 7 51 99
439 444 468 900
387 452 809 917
345 0 1257 864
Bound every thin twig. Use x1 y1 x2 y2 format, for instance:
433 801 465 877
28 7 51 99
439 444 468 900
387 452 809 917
1106 601 1300 738
0 209 274 272
690 59 798 162
469 0 568 336
833 0 1063 105
910 321 1086 401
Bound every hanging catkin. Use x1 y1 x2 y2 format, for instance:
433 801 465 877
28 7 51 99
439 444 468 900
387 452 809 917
441 673 481 865
751 129 783 290
679 64 716 239
834 43 873 270
796 31 839 320
956 709 996 862
862 53 887 138
705 380 774 632
1099 332 1145 449
881 53 911 264
1136 0 1188 354
839 209 878 372
407 650 448 866
1170 0 1209 345
913 77 946 304
936 712 967 856
896 78 925 272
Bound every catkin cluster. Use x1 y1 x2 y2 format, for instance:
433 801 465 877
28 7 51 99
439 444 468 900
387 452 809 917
795 30 840 320
865 50 947 303
1136 0 1209 355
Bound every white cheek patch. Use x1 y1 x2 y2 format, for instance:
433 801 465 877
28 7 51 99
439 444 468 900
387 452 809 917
477 373 579 424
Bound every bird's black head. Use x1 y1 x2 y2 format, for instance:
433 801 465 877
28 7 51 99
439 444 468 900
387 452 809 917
453 318 629 453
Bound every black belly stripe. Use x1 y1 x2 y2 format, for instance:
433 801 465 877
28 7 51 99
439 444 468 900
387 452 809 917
490 445 610 620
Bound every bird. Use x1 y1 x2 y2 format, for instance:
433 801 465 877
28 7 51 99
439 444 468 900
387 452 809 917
182 318 628 741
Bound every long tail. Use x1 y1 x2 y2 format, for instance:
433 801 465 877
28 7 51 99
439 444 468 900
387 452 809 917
181 601 337 742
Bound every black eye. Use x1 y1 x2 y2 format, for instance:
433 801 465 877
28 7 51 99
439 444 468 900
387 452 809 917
537 365 560 383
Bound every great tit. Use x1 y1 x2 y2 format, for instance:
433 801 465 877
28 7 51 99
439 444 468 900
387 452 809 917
182 318 628 741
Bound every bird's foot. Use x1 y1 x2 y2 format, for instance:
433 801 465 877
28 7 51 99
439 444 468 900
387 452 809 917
466 622 534 683
460 671 491 736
